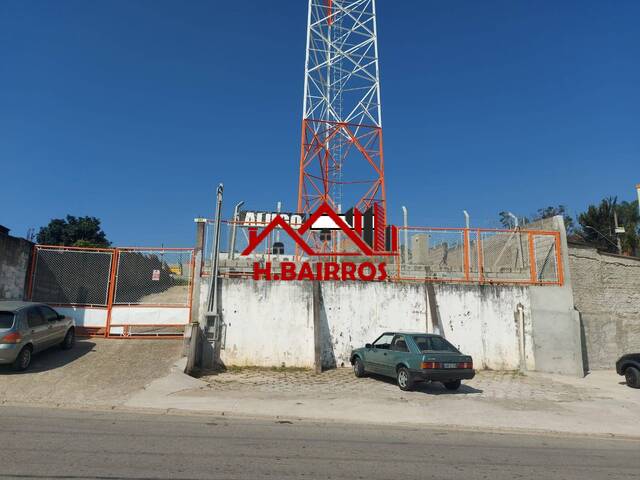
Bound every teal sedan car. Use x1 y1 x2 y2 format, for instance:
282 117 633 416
349 332 475 391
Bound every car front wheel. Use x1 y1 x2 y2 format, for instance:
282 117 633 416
353 357 365 378
443 380 462 391
397 367 414 391
61 328 75 350
12 346 32 371
625 366 640 389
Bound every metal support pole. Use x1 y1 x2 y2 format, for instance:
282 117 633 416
207 184 224 320
508 212 525 269
201 184 223 369
401 206 408 264
228 200 244 260
463 210 470 229
613 209 623 255
276 201 282 243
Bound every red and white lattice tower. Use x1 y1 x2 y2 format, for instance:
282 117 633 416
297 0 386 228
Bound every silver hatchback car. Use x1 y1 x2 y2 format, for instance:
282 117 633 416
0 301 76 371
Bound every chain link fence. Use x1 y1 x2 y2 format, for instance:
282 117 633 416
29 246 114 306
479 231 531 282
396 229 467 281
205 220 563 286
114 249 194 306
28 245 195 338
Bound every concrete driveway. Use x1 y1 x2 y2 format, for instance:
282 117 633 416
0 338 182 408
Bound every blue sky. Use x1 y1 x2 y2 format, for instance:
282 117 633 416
1 0 638 246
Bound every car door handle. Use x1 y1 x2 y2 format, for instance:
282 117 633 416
383 353 387 356
31 329 36 334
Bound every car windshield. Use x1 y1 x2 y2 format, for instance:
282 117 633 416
0 311 15 329
413 335 459 353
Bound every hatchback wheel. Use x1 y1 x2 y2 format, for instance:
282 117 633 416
444 380 462 391
61 328 75 350
625 367 640 389
353 357 365 378
397 367 414 391
12 346 32 371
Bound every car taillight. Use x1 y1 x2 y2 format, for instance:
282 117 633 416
459 361 473 369
421 362 442 369
1 332 22 344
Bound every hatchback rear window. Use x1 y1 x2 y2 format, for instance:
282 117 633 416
413 335 459 353
0 312 14 329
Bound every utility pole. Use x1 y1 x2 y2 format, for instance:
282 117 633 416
613 209 623 255
203 184 224 368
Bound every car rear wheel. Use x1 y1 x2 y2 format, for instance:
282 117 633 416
12 346 32 371
61 328 75 350
444 380 461 391
625 366 640 389
397 367 414 391
353 357 365 378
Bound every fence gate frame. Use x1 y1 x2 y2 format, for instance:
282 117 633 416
27 245 196 339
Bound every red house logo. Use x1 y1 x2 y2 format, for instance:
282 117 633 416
242 203 398 282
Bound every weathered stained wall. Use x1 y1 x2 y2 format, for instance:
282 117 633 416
0 229 32 301
194 214 584 376
206 278 546 371
216 280 316 367
569 245 640 370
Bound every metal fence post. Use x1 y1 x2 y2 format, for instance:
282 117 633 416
528 233 537 283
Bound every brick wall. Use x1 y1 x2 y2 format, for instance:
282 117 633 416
569 244 640 370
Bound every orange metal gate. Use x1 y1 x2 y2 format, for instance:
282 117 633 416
27 245 195 338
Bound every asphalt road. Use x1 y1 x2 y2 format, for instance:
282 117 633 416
0 406 638 480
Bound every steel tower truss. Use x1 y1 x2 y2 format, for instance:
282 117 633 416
297 0 386 226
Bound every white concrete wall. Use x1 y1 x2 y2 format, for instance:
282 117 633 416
216 280 316 368
434 284 535 371
204 278 542 371
319 282 429 368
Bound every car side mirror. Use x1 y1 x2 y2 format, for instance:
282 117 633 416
365 343 372 349
56 314 65 321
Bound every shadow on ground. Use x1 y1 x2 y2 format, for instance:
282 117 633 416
0 341 95 375
366 373 483 395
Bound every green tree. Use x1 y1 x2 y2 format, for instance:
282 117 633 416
36 216 111 248
577 197 639 256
